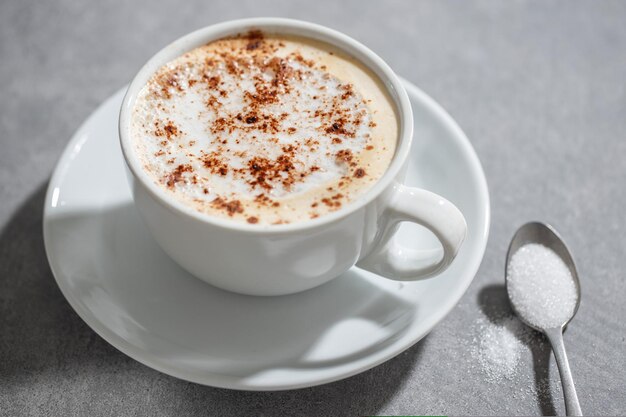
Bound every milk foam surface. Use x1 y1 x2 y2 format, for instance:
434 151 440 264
131 32 397 224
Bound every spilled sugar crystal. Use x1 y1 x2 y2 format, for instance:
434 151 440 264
472 315 535 383
507 243 578 329
470 312 563 413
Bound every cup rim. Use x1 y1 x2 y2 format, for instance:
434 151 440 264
119 17 413 235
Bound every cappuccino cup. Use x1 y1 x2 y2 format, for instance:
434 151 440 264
119 18 467 296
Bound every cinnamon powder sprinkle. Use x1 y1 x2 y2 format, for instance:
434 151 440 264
335 149 354 164
163 122 179 139
325 121 354 137
201 151 229 176
321 197 342 208
165 164 193 188
246 153 299 191
211 197 244 216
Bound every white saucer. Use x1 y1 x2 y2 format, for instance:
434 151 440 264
43 79 489 390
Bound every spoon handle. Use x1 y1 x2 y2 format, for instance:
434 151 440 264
545 328 583 416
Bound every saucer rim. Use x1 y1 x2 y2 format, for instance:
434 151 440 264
43 78 490 390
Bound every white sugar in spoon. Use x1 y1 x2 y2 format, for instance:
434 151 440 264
505 222 582 416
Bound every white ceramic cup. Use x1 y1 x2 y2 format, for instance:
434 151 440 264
119 18 467 296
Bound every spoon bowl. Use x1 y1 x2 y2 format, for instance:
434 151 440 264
505 221 582 331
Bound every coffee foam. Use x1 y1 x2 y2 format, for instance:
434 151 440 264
131 32 397 225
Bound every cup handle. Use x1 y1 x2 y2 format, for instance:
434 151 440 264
357 183 467 280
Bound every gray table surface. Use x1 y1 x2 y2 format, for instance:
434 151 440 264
1 1 625 415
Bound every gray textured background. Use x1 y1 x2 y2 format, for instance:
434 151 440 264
1 1 625 415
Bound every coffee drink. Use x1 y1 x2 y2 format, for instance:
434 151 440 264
131 31 397 225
